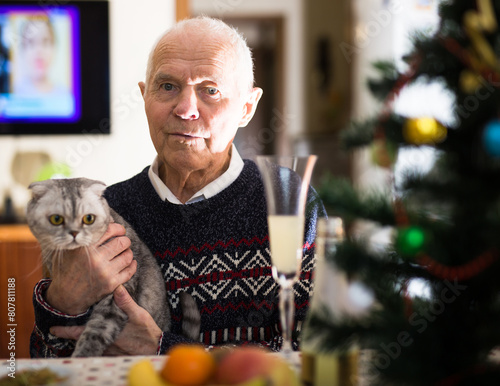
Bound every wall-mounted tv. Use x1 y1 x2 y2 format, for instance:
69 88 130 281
0 0 109 135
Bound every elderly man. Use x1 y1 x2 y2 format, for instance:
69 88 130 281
30 16 326 357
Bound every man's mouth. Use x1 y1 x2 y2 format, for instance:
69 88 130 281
171 132 205 139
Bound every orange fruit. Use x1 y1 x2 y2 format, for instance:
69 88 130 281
161 344 215 386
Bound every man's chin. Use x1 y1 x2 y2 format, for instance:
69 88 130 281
162 150 209 170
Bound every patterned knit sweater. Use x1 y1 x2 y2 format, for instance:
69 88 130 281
30 160 326 357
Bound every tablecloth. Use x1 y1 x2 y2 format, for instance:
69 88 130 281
1 355 165 386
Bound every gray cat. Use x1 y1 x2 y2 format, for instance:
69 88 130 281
27 177 200 357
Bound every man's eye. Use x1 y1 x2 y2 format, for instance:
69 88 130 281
207 87 219 95
162 83 174 91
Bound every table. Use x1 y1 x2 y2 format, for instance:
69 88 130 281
0 355 166 386
1 351 377 385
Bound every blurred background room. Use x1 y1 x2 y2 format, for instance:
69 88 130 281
0 0 442 358
0 0 443 221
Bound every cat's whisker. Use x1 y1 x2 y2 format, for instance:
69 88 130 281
41 249 54 277
50 248 64 279
96 241 114 255
82 245 98 296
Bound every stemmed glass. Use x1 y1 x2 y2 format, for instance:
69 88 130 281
256 155 317 364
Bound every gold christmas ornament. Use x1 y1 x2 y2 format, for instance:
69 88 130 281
460 70 485 94
403 117 447 145
463 0 498 70
458 0 500 95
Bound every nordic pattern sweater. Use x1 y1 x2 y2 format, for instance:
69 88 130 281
30 160 326 357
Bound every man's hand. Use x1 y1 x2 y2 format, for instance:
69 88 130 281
46 223 137 315
50 285 163 356
103 285 163 356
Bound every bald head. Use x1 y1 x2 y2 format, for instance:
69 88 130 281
144 17 254 94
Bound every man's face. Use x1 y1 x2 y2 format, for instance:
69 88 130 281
140 32 261 174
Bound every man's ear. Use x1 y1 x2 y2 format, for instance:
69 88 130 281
238 87 263 128
139 81 146 98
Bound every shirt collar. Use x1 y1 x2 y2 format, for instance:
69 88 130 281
148 144 244 205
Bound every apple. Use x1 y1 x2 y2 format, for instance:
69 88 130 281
213 346 271 384
213 346 299 386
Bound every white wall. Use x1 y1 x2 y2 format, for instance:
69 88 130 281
392 1 443 192
349 0 444 192
0 0 175 216
350 0 400 191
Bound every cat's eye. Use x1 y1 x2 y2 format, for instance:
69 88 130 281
82 214 95 225
49 215 64 226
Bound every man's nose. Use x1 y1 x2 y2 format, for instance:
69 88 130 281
174 88 200 120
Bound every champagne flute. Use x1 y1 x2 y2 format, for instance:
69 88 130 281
256 155 317 364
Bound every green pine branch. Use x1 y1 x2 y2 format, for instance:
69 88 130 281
317 175 396 226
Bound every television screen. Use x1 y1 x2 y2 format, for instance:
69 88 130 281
0 1 109 135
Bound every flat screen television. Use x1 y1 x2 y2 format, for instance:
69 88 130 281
0 0 110 135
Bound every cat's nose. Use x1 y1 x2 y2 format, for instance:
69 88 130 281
69 231 79 238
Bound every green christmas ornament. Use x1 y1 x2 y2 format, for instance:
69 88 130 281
396 226 426 256
36 162 72 181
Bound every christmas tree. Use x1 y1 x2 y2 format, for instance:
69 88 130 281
305 1 500 384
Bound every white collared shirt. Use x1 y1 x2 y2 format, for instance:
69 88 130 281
148 144 244 205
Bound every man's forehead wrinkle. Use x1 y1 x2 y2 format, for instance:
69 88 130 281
151 45 232 85
155 31 233 63
152 68 224 87
157 45 230 64
153 57 226 79
163 27 232 50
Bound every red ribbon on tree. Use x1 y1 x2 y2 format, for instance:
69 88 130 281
416 249 498 281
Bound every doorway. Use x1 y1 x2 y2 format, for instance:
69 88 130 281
223 17 285 159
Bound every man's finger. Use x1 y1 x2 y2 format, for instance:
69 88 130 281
49 325 85 340
113 285 139 317
98 222 127 247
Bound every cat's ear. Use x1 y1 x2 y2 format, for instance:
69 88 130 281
89 181 107 198
28 181 51 200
